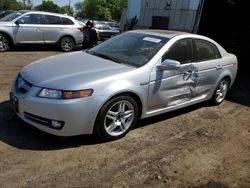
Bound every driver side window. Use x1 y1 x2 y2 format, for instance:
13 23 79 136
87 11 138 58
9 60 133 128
18 14 42 24
163 38 193 64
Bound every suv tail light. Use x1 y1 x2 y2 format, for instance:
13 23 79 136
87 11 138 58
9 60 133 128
77 27 85 32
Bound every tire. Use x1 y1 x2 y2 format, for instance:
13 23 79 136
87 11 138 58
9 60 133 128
0 34 10 52
95 95 139 140
60 36 75 52
211 78 230 105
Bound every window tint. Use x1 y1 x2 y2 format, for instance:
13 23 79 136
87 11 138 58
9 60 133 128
44 15 61 24
102 25 110 30
18 14 43 24
61 17 74 25
195 39 221 61
163 38 193 64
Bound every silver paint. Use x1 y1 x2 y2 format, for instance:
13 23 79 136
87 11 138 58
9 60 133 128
11 30 238 136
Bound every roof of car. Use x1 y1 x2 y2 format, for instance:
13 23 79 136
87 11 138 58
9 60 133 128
131 29 191 38
19 10 74 18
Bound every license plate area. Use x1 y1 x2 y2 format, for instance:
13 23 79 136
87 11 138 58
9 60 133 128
10 92 19 113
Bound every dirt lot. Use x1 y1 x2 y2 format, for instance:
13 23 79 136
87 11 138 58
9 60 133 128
0 48 249 188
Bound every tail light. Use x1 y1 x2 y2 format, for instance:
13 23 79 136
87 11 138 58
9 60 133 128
77 27 85 32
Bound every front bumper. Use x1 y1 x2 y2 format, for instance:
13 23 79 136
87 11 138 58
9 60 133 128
11 85 104 136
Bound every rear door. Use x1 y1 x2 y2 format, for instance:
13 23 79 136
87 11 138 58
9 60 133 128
14 13 43 43
42 15 63 44
194 39 223 97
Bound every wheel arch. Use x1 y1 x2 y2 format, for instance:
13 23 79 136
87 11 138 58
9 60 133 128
100 91 143 120
58 35 76 44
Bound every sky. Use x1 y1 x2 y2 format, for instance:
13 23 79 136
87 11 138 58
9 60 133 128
32 0 82 7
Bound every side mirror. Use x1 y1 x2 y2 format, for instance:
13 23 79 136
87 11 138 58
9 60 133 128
15 19 24 25
157 59 181 71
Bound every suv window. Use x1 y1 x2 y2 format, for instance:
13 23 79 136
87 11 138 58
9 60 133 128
194 39 221 61
61 17 74 25
44 15 61 24
18 14 43 24
163 38 193 64
102 25 111 30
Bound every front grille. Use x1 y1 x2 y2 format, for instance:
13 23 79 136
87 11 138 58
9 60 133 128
15 75 32 94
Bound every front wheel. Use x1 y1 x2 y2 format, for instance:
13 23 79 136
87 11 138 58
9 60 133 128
211 78 230 105
60 37 75 52
0 34 10 52
95 95 139 140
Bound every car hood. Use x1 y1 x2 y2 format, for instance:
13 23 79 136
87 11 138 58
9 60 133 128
21 51 134 90
0 21 12 25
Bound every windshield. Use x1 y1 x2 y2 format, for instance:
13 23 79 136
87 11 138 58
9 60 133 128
0 12 24 22
87 32 169 67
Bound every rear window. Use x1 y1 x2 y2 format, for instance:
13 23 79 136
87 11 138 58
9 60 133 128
44 15 61 24
61 17 74 25
195 39 221 61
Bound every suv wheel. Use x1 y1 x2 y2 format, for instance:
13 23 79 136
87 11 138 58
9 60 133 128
0 34 10 52
60 37 74 52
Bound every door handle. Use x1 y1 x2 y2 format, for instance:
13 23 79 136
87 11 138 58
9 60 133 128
216 65 223 70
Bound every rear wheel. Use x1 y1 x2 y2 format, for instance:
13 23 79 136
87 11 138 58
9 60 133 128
95 95 138 140
60 36 74 52
0 34 10 52
211 78 230 105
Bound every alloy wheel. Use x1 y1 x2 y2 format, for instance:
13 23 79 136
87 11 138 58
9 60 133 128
215 80 228 103
104 100 135 137
0 34 10 52
61 37 74 52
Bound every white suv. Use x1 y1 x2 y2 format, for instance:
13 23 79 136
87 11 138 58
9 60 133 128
0 10 84 52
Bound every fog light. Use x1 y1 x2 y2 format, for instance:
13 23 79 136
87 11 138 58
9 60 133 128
51 120 63 129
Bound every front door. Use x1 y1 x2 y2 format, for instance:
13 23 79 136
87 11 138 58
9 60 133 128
14 14 43 44
147 38 199 112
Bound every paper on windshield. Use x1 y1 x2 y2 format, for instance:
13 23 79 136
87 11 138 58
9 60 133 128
143 37 162 43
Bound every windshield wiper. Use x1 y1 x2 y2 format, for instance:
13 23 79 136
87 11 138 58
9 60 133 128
87 51 122 64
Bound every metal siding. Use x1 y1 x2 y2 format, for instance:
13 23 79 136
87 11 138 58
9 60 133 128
127 0 141 19
127 0 201 32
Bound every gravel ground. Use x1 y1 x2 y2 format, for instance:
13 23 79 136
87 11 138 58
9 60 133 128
0 48 249 188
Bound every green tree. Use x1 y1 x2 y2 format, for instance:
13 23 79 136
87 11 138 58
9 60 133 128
106 0 128 21
60 5 73 16
74 2 84 17
22 0 33 10
0 0 23 11
74 0 127 21
34 1 60 13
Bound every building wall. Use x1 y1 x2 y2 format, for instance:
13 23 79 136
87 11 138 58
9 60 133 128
127 0 202 32
127 0 142 19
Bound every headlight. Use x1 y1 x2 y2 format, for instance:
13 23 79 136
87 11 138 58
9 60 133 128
38 88 93 99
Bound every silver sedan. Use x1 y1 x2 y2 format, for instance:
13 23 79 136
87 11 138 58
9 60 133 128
10 30 238 140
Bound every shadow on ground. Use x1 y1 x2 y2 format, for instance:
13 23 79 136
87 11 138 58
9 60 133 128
0 98 204 151
226 74 250 107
